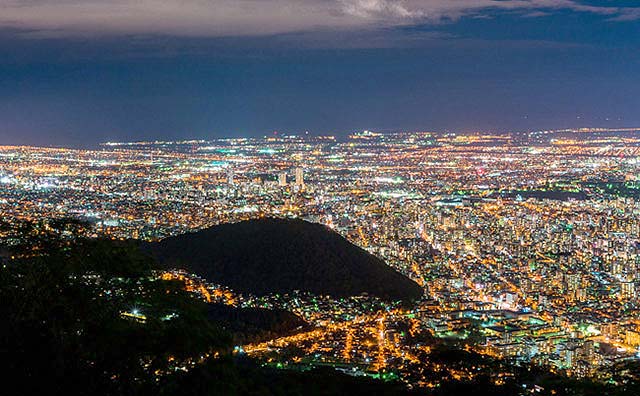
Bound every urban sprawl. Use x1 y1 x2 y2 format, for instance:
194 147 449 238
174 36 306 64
2 127 640 387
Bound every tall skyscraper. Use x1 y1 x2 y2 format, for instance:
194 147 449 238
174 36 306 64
227 168 234 185
278 172 287 187
295 167 304 187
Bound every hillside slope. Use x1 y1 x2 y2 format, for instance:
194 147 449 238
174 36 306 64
149 218 422 302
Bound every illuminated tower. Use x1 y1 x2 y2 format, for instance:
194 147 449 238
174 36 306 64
227 168 234 185
295 167 304 187
278 172 287 187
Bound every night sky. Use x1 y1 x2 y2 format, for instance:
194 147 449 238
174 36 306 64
0 1 638 147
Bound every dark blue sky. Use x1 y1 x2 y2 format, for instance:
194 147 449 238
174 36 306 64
0 1 638 146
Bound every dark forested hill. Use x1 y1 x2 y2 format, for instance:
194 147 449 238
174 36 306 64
207 304 309 344
149 218 423 302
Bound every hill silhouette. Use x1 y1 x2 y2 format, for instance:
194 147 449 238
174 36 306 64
149 218 423 302
207 304 309 344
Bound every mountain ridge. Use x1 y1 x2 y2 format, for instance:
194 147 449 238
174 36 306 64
148 218 423 302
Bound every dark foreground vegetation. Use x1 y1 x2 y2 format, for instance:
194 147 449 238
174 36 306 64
207 304 309 345
0 232 414 396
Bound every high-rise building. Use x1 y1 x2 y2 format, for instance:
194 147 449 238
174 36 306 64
295 167 304 187
621 281 635 299
278 172 287 187
227 168 234 185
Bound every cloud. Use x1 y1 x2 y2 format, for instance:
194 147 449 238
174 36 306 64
606 7 640 22
521 11 552 18
0 0 637 38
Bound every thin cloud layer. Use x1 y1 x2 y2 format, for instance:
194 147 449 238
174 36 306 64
0 0 637 37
